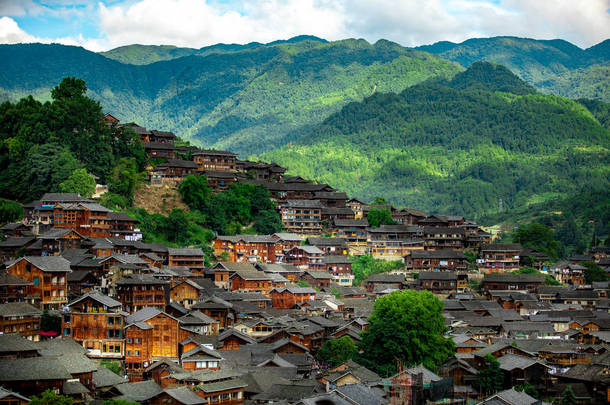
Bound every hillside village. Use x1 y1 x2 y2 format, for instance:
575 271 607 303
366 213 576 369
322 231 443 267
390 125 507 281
0 115 609 405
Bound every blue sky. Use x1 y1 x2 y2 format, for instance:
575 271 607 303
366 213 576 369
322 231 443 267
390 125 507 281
0 0 608 51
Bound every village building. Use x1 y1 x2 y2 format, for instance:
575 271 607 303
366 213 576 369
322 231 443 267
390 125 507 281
404 249 468 272
270 286 316 309
480 273 545 294
478 244 522 272
229 270 274 295
115 274 169 312
0 273 32 304
0 302 41 340
277 200 323 234
167 248 205 273
61 291 124 358
107 212 141 241
321 255 354 286
330 218 369 255
285 246 325 270
422 226 466 250
418 271 467 294
213 235 280 263
193 149 237 172
5 256 71 310
305 237 348 256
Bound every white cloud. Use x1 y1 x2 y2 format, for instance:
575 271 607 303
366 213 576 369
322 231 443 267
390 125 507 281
0 16 39 43
0 0 608 51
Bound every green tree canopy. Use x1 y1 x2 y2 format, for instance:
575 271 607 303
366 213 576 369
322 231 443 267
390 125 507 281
367 208 396 228
512 223 561 260
0 199 23 224
30 389 73 405
59 168 96 197
475 354 504 396
108 157 138 206
560 385 576 405
356 290 455 376
317 336 358 367
582 260 609 283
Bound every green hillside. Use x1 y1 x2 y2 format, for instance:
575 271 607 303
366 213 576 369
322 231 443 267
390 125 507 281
417 36 610 101
259 62 610 221
100 44 199 65
0 38 460 156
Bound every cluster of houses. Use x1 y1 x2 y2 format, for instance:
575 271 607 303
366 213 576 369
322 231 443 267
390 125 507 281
0 118 609 403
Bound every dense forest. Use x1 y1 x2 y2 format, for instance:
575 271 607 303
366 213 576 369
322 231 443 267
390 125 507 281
417 36 610 101
259 62 610 236
0 38 460 156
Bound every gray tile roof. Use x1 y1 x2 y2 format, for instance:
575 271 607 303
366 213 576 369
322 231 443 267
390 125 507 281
92 366 126 388
0 333 38 354
10 256 72 272
116 380 163 401
0 302 42 317
334 383 388 405
68 291 122 309
0 357 72 381
164 387 205 404
168 248 204 256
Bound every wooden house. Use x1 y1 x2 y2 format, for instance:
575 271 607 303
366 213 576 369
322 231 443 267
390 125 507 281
481 273 544 293
229 270 273 294
418 271 467 294
38 228 86 256
301 271 333 289
277 200 323 234
217 328 257 350
170 279 204 309
211 262 256 289
180 345 223 371
51 202 112 238
143 142 177 159
404 249 468 272
167 248 204 273
363 273 405 293
321 255 354 286
256 263 303 283
270 286 316 309
422 226 466 250
107 212 141 241
271 233 303 253
330 219 369 255
305 237 348 256
213 235 280 263
153 159 199 179
0 302 41 341
193 149 237 172
0 273 32 304
124 308 188 380
191 296 235 329
61 291 124 358
285 246 324 270
5 256 71 310
115 274 169 312
0 237 36 262
479 244 522 272
312 192 348 208
0 387 31 405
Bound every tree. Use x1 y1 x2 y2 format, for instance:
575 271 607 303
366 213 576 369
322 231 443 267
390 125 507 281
356 290 454 376
30 389 73 405
515 381 538 399
25 144 81 200
475 354 504 395
41 309 61 335
108 157 138 206
253 209 283 234
560 385 576 405
582 261 609 283
367 208 396 228
59 168 96 197
373 197 387 205
0 199 23 224
179 175 211 211
512 223 561 260
317 336 358 367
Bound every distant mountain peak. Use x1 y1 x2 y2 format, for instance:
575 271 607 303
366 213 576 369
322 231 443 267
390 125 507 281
450 61 536 95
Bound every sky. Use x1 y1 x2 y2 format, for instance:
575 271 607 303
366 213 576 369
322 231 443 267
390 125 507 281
0 0 608 52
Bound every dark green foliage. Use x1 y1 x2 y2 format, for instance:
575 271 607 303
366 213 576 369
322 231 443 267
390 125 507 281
486 188 610 258
133 208 214 247
59 168 96 197
560 386 576 405
178 176 282 235
367 209 396 228
351 255 404 286
0 199 23 224
515 381 538 399
581 261 609 283
0 40 461 156
317 336 358 367
30 390 73 405
356 290 454 376
512 223 561 260
296 280 311 287
475 354 504 395
417 36 610 101
41 309 61 335
261 62 610 230
108 158 139 206
0 77 146 202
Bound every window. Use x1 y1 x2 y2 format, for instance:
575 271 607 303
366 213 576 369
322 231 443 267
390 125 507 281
25 264 31 273
33 277 39 286
208 361 218 368
63 328 70 336
135 338 141 344
196 361 206 368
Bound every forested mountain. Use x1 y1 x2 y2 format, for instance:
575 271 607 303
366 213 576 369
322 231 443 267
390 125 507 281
259 62 610 221
417 36 609 101
0 38 460 155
